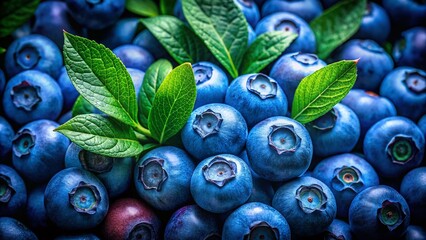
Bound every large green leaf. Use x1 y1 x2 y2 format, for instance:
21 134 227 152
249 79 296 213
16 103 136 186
138 59 173 128
125 0 159 17
141 16 212 64
310 0 366 59
0 0 40 38
56 114 143 158
291 60 358 124
240 31 298 74
182 0 248 78
148 63 196 144
63 32 139 127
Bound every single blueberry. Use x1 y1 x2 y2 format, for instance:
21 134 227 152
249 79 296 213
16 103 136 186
113 44 154 72
353 2 391 43
0 164 27 218
400 167 426 225
393 27 426 70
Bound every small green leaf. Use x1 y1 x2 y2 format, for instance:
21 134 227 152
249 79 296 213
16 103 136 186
72 96 98 117
160 0 176 15
138 59 173 128
0 0 40 38
141 16 212 64
56 114 143 158
0 47 5 54
182 0 248 78
291 59 358 124
125 0 159 17
310 0 366 59
240 31 298 74
63 32 139 128
148 63 196 144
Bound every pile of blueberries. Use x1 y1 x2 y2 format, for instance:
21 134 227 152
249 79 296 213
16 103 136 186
0 0 425 239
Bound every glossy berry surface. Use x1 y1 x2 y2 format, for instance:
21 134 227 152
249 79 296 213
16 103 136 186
0 164 27 218
92 17 140 50
392 27 426 70
0 217 37 239
234 0 260 28
57 68 79 111
353 2 391 43
112 44 154 72
0 116 14 158
261 0 323 22
400 167 426 225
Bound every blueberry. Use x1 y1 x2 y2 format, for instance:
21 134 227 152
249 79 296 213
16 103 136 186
192 61 229 110
225 73 288 128
58 111 73 125
393 27 426 70
45 167 109 230
246 116 313 181
54 234 100 240
0 68 5 96
164 204 221 239
312 153 380 219
90 18 140 50
133 146 195 211
246 176 275 205
0 164 27 218
255 12 316 54
418 114 426 140
222 202 291 240
0 217 37 239
0 116 14 158
306 103 360 157
57 69 79 111
405 225 426 240
353 2 391 43
334 39 394 91
382 0 426 31
400 167 426 225
380 67 426 121
133 30 168 59
26 184 49 231
349 185 410 240
261 0 323 22
364 116 425 179
269 52 327 108
234 0 260 28
5 34 63 78
323 219 352 240
181 103 248 161
127 68 145 97
248 24 257 45
112 44 154 72
2 70 64 126
190 154 253 213
272 176 337 237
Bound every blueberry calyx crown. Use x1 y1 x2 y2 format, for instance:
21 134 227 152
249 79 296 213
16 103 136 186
268 124 301 155
244 221 279 240
359 40 384 53
127 222 155 240
377 200 406 231
293 52 319 65
295 184 328 214
68 181 101 215
138 157 168 192
275 19 299 35
193 109 223 139
14 43 41 70
78 150 114 174
202 156 237 188
331 166 364 193
193 63 213 85
309 107 337 131
403 71 426 94
246 74 278 100
0 174 15 203
12 129 36 157
386 135 419 165
11 81 42 111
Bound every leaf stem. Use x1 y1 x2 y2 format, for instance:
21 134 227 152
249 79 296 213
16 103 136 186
135 124 152 138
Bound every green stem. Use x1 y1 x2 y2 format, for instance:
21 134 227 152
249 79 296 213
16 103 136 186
134 124 152 138
135 131 151 143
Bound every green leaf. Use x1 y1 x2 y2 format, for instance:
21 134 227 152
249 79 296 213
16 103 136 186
56 114 143 158
138 59 173 128
0 0 40 38
160 0 176 15
148 63 196 144
63 32 139 128
141 16 212 64
310 0 366 59
0 47 5 54
125 0 159 17
240 31 298 74
182 0 248 78
291 59 358 124
72 96 98 117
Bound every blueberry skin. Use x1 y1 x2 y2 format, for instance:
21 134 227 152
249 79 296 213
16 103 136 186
164 204 221 240
0 68 5 96
334 39 394 91
380 67 426 121
418 115 426 140
255 12 316 54
113 45 154 72
0 164 27 217
133 146 195 211
306 103 360 157
234 0 260 28
400 167 426 225
225 73 287 128
261 0 323 22
54 234 100 240
349 185 410 240
323 219 352 240
65 143 134 199
269 52 326 108
5 34 63 78
2 70 64 126
393 27 426 70
363 117 425 179
0 116 14 158
190 154 253 213
57 69 79 111
312 153 380 219
65 0 125 30
127 68 145 97
192 61 229 110
246 116 313 182
246 176 275 205
222 202 291 240
133 30 168 59
91 18 140 50
58 111 73 125
248 24 256 45
181 103 248 161
12 120 69 183
405 225 426 240
353 2 391 44
382 0 426 31
272 176 337 237
26 184 49 231
0 217 37 239
45 167 109 230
